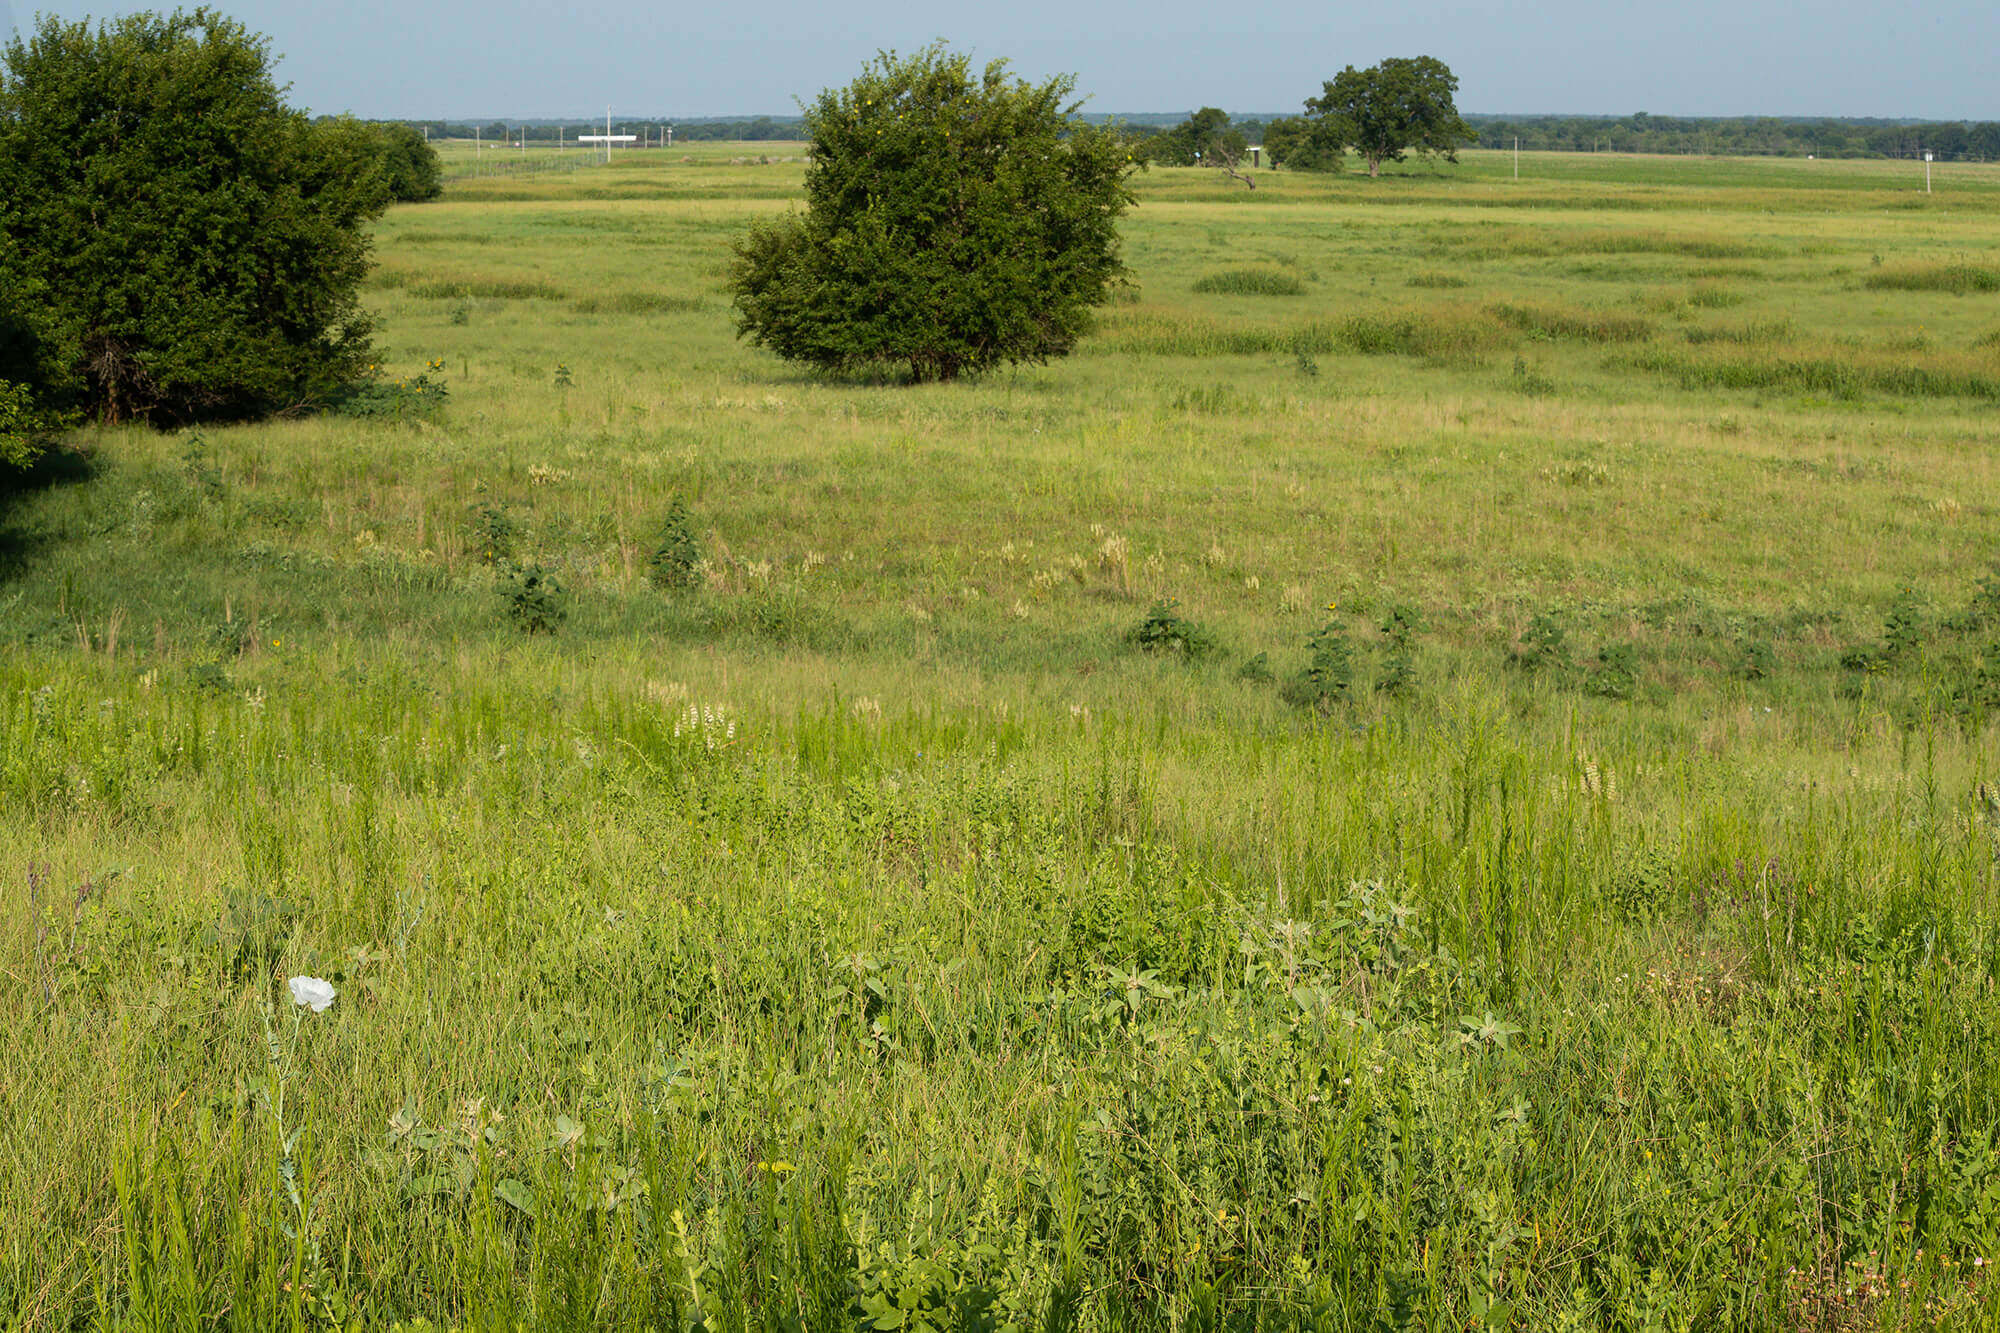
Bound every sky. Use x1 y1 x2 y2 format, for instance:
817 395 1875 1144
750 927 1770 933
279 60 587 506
3 0 1995 122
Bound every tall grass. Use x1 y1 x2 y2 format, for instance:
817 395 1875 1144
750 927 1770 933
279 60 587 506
1865 263 2000 294
1489 302 1654 343
1190 267 1306 296
1095 308 1501 361
1622 347 2000 399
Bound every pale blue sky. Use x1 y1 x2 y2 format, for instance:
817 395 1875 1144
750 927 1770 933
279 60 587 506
3 0 1994 121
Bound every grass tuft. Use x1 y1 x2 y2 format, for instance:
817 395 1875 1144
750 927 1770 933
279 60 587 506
1191 267 1306 296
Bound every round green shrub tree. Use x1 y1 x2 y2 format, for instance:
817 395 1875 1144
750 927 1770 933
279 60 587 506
0 9 392 424
730 45 1138 383
369 121 445 203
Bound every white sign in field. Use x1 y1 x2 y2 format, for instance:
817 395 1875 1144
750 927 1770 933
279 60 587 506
578 135 638 143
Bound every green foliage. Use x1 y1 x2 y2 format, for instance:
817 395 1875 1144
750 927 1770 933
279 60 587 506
1376 604 1422 696
1585 640 1640 700
471 502 520 565
646 498 704 590
0 375 52 471
1512 612 1570 672
1606 844 1673 921
1260 113 1346 172
1882 586 1928 660
1127 597 1216 657
365 121 444 203
1145 106 1245 168
0 9 390 424
333 364 448 420
499 562 566 633
1307 56 1476 178
729 45 1137 382
1735 637 1777 682
1954 641 2000 721
1286 614 1354 711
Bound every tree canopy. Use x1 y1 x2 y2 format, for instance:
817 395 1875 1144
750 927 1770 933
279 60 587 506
368 121 445 202
0 8 391 425
729 45 1138 383
1306 56 1475 177
1261 114 1346 172
1145 107 1245 167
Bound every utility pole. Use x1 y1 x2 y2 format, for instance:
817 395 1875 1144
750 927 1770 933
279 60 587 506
1513 137 1519 181
1924 150 1933 193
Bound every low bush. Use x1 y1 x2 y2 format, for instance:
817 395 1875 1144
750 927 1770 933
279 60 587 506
1127 598 1218 657
499 563 566 634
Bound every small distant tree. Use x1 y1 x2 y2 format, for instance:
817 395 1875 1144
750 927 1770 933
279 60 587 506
1306 56 1475 178
731 45 1138 383
0 9 392 424
1147 107 1244 167
1262 114 1346 172
371 122 445 202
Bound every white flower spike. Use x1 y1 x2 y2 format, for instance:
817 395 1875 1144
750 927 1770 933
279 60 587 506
288 976 337 1013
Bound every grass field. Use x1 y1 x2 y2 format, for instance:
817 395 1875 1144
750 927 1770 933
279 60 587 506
6 145 2000 1330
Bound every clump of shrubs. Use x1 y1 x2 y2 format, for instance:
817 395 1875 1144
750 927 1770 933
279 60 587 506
337 365 449 420
1128 598 1218 657
1511 612 1570 673
500 563 566 634
1282 614 1353 713
1585 641 1640 700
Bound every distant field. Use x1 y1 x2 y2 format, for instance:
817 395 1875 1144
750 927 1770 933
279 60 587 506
6 147 2000 1329
430 137 806 181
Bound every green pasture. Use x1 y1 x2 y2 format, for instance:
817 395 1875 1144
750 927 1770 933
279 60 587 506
5 147 2000 1329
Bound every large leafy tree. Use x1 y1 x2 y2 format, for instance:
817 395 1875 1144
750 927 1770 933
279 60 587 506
0 9 391 425
730 45 1138 383
1306 56 1475 178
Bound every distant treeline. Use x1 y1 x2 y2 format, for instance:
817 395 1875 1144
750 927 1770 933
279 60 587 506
391 117 800 143
1464 114 2000 161
381 113 2000 161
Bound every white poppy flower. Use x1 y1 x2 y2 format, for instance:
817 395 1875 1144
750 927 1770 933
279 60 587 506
288 976 338 1013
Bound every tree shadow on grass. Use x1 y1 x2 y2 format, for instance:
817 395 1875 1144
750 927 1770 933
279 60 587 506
0 445 98 586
